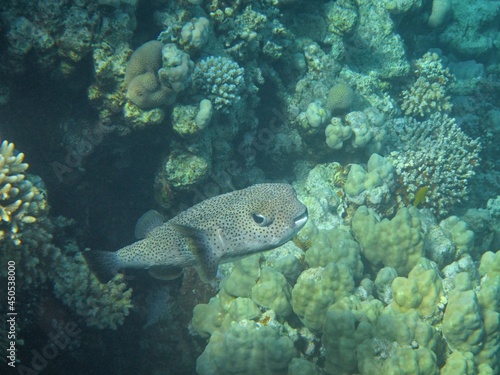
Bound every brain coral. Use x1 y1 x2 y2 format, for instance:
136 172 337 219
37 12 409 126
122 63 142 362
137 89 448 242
124 40 174 109
326 83 355 114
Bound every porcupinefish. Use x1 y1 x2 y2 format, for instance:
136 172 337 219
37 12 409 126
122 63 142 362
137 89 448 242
84 183 308 283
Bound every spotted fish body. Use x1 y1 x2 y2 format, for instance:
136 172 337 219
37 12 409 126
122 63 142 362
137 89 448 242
84 183 308 283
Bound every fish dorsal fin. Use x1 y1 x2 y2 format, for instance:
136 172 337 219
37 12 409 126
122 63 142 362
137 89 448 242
148 266 183 281
171 223 219 283
134 210 164 239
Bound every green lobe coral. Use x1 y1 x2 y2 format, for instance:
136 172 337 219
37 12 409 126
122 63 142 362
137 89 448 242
352 205 425 276
292 262 355 332
196 320 296 375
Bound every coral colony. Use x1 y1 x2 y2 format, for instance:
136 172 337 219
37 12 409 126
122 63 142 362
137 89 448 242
0 0 499 374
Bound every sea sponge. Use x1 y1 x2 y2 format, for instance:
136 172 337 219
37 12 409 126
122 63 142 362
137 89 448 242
326 83 354 114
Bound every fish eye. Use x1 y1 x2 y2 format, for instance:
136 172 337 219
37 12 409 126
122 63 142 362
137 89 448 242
252 213 273 227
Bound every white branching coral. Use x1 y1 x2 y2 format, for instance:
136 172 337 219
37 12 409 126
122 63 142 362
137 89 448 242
388 114 481 217
0 139 46 245
193 56 245 112
401 52 453 118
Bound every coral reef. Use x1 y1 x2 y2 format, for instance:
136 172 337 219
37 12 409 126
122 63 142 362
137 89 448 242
0 0 136 79
0 138 133 333
196 319 296 375
428 0 451 28
346 0 410 79
1 0 499 373
191 208 500 374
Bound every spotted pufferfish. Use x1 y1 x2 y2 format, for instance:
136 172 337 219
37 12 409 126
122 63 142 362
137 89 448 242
84 183 308 283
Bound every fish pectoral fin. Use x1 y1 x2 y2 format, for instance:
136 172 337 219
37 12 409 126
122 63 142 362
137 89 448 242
171 223 219 283
148 266 183 281
134 210 164 239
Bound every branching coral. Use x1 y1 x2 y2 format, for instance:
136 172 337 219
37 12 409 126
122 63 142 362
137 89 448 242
0 139 47 246
53 251 133 330
401 52 454 118
193 56 245 112
388 113 481 217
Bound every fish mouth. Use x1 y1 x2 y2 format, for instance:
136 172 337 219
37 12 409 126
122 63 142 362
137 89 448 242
294 207 308 229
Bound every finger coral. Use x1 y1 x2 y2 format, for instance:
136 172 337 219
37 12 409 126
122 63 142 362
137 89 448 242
0 139 46 246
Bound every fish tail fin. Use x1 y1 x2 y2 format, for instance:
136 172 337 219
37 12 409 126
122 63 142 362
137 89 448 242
83 250 121 283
